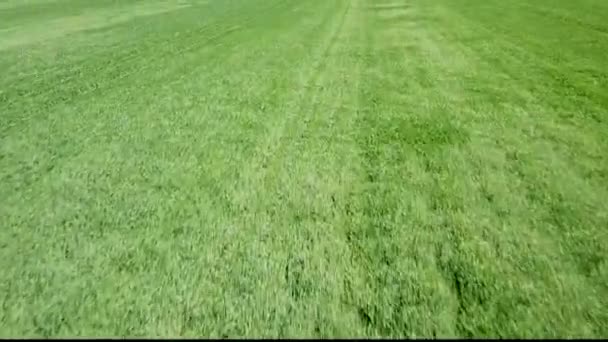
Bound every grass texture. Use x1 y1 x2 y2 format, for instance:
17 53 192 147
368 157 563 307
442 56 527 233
1 0 607 338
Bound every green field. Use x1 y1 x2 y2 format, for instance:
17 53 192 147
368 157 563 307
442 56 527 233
1 0 607 338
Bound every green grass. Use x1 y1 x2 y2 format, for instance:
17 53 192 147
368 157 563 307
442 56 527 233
1 0 607 338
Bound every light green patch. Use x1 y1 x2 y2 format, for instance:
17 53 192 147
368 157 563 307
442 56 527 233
0 1 194 50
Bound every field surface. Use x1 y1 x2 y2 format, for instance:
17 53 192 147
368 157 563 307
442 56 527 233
1 0 607 338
